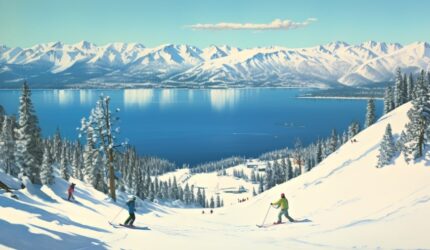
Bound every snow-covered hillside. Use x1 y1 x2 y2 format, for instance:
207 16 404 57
1 102 430 249
158 163 262 206
1 41 429 87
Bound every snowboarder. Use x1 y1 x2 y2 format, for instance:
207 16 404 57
124 196 136 227
67 183 76 201
271 193 295 224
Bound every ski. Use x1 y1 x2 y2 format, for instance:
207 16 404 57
109 222 150 230
257 222 286 228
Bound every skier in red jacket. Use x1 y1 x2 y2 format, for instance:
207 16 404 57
67 183 76 201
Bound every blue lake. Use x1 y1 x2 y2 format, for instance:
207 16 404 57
0 88 382 166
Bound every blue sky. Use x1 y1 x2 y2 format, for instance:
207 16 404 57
0 0 429 48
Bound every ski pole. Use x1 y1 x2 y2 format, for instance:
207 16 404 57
110 206 124 223
260 204 272 226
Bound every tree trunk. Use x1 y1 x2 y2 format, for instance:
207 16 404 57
108 148 116 201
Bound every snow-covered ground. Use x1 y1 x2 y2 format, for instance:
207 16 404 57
159 163 261 206
1 102 430 249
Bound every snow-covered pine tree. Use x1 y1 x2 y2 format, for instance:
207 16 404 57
365 98 376 128
196 188 202 206
60 145 70 180
216 195 221 207
14 82 43 184
0 116 17 176
342 131 348 145
376 124 396 168
210 196 215 208
83 123 97 184
329 129 338 153
258 178 264 193
383 87 392 115
404 70 430 160
394 67 405 107
403 73 408 103
252 187 257 196
79 95 121 201
286 157 293 181
71 145 83 180
202 189 207 207
264 162 273 190
316 140 323 163
396 130 407 157
408 73 415 101
0 105 4 133
40 146 54 185
184 183 191 204
348 121 361 139
52 128 62 164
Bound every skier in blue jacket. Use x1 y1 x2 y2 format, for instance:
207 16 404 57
124 196 136 226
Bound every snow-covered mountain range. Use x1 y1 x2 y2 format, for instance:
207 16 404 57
0 41 429 88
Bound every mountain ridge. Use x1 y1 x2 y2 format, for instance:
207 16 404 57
0 41 429 88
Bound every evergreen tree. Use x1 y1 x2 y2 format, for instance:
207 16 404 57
0 116 17 176
202 189 207 207
80 95 121 201
252 187 257 196
258 178 264 193
71 146 83 180
348 121 361 139
40 146 54 185
15 82 43 184
316 140 323 163
408 73 415 100
365 98 376 128
184 183 191 205
216 195 221 207
394 67 405 107
404 70 429 160
377 124 397 168
286 157 293 181
0 105 4 133
60 145 70 180
329 129 338 153
52 128 62 163
264 162 273 190
210 196 215 208
83 125 97 185
383 87 392 114
403 73 408 102
342 131 348 145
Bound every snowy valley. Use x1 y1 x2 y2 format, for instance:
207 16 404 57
1 41 430 88
1 100 430 249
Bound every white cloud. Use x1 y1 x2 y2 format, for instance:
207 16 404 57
187 18 317 31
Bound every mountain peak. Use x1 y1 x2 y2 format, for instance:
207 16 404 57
74 40 95 50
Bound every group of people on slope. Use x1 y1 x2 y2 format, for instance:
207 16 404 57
67 182 137 227
67 182 294 227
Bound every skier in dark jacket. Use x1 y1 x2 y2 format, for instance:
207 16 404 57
271 193 295 224
67 183 76 201
124 196 136 226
